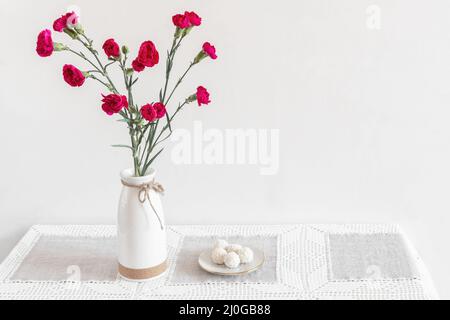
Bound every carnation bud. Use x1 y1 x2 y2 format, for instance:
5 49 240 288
122 45 129 55
193 51 207 65
64 28 78 39
186 94 197 103
174 27 183 39
74 24 84 34
182 26 193 37
53 42 67 52
136 119 147 126
126 68 134 77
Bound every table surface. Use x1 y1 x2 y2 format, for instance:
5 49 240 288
0 224 438 300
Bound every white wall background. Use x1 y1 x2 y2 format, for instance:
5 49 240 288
1 0 450 298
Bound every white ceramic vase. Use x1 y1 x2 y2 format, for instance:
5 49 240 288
117 168 167 281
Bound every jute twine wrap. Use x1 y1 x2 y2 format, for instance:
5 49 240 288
121 179 165 230
119 260 167 280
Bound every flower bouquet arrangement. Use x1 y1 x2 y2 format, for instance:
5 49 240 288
36 10 217 176
36 9 218 280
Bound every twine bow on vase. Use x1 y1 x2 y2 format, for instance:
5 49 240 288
121 180 165 230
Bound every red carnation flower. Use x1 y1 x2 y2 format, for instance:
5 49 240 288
185 11 202 26
53 12 78 32
36 29 54 57
137 41 159 67
102 39 120 58
101 94 128 115
202 42 217 60
172 14 190 29
140 104 158 122
63 64 85 87
132 59 145 72
196 86 211 106
153 102 166 119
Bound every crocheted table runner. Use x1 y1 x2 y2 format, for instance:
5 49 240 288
0 225 438 300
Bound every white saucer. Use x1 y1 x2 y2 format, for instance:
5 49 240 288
198 249 265 276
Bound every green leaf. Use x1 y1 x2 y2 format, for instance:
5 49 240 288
144 148 164 172
105 61 116 69
111 144 133 151
165 112 172 132
151 148 164 161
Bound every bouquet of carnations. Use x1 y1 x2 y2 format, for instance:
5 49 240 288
36 10 217 177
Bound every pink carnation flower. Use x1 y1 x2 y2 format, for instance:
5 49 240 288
202 42 217 60
36 29 54 57
196 86 211 106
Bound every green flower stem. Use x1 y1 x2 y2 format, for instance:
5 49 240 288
89 74 110 89
66 48 103 74
68 34 139 175
164 62 194 106
119 59 133 118
149 62 195 152
62 27 201 177
161 37 179 102
151 101 188 149
141 124 156 172
143 59 194 171
158 35 185 133
76 36 119 94
138 124 151 164
65 48 116 94
78 32 141 176
139 33 186 173
120 58 141 176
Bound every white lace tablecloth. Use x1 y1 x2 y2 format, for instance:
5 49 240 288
0 225 438 300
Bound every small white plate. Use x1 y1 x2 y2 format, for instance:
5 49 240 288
198 249 265 276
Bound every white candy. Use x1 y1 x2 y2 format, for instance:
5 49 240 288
237 247 254 264
224 252 241 269
225 244 243 253
214 239 229 249
211 247 227 265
